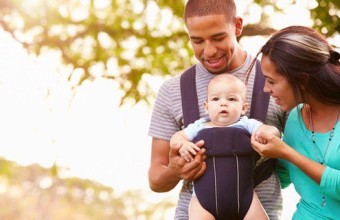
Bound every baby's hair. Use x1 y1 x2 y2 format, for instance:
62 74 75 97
208 74 247 100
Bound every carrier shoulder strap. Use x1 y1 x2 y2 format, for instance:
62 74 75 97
180 65 199 128
250 60 270 122
180 60 269 126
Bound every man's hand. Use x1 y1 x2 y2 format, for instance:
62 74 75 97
169 140 206 181
178 141 202 162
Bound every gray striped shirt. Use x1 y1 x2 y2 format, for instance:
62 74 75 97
148 54 284 220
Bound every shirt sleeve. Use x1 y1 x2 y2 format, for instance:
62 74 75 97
183 117 207 141
275 158 291 189
320 166 340 201
148 80 180 141
241 117 263 134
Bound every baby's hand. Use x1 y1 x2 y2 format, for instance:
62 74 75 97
179 142 201 162
255 132 268 144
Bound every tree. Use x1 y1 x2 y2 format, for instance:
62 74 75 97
0 157 175 219
0 0 338 105
310 0 340 36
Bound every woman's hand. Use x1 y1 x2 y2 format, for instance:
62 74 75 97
252 130 326 185
251 130 288 158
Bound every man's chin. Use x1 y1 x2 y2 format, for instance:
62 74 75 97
204 66 226 74
204 62 229 74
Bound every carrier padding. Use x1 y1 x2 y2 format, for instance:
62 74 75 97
193 127 256 220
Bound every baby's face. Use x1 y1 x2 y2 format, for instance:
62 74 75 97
204 80 247 127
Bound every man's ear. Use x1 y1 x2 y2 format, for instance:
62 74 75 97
235 17 243 37
241 102 248 115
204 101 209 114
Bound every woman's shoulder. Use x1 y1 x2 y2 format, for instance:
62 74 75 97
284 105 304 133
286 105 302 120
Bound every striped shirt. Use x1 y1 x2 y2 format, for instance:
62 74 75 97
148 54 285 220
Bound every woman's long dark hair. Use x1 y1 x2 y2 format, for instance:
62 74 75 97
247 26 340 105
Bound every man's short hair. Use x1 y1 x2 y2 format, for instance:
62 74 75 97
184 0 237 23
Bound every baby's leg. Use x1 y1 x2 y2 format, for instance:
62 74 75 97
189 196 215 220
243 191 269 220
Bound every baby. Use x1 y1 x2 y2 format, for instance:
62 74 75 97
170 74 280 220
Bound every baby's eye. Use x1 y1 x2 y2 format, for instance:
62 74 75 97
228 98 236 101
212 97 219 101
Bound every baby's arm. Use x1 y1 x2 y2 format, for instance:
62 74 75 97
170 130 201 162
254 124 281 144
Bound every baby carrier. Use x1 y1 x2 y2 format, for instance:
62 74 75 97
180 60 275 220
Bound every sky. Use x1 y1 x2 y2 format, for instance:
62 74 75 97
0 28 180 219
0 0 339 219
0 29 153 191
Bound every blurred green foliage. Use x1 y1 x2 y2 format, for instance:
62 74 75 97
310 0 340 36
0 0 338 105
0 158 175 219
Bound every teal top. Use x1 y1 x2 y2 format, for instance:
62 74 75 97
276 105 340 220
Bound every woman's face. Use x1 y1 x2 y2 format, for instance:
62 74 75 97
261 55 296 112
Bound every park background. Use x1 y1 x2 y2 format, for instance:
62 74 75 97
0 0 339 219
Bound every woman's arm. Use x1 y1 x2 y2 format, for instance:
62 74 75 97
275 159 291 189
252 131 340 201
251 131 324 184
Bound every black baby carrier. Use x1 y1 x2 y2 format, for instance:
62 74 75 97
180 60 275 220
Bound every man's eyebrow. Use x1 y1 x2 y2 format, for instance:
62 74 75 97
190 32 227 40
189 36 202 40
211 32 227 38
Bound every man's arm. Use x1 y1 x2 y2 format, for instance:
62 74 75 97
148 138 206 192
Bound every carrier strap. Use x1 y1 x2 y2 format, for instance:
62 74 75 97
180 65 199 128
250 60 270 122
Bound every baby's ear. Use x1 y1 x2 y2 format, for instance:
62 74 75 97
241 102 248 115
204 100 209 114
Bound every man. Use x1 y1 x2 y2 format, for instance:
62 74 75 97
148 0 284 219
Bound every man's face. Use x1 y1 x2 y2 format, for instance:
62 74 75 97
186 14 242 74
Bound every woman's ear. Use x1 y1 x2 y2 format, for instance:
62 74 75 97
235 17 243 37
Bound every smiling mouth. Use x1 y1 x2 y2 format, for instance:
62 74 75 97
205 57 222 63
202 56 224 68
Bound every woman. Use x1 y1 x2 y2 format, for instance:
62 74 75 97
251 25 340 220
